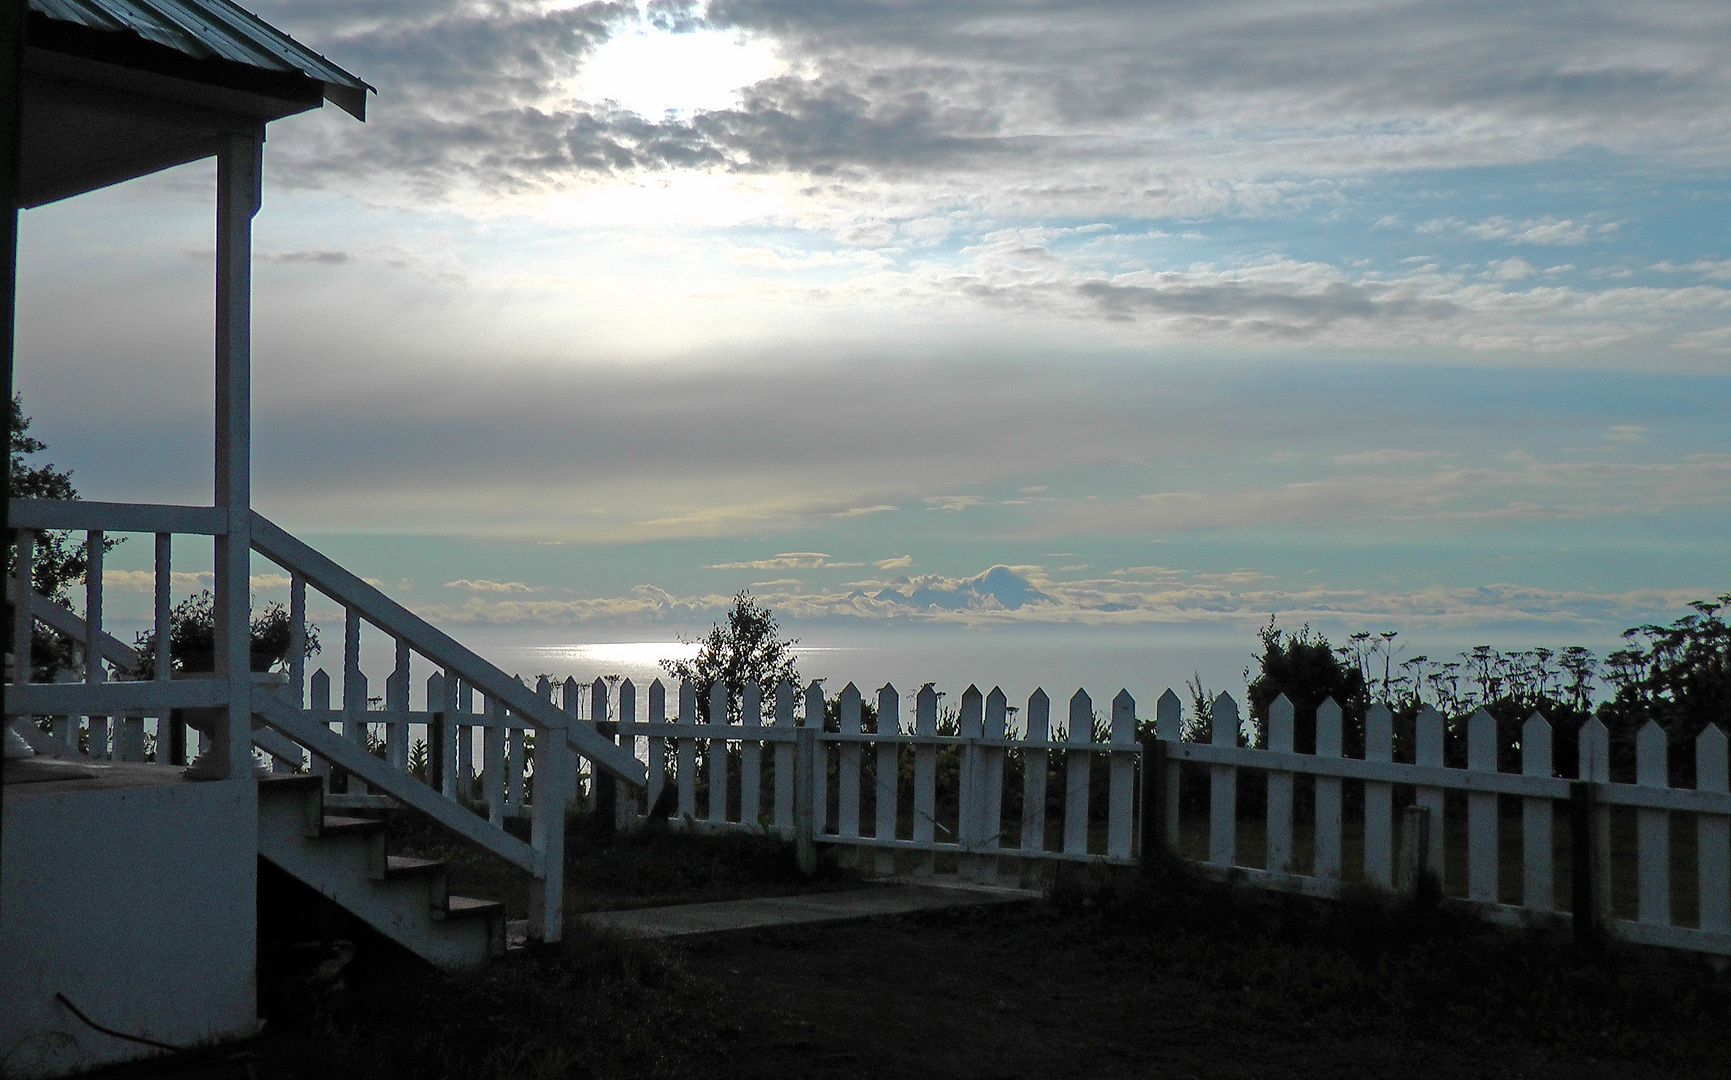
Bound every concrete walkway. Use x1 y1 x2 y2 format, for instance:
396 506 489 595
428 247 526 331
577 877 1041 939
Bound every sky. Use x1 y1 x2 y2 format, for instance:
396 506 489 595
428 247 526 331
13 0 1731 697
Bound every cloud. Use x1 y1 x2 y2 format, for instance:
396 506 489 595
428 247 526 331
875 555 913 570
443 579 545 593
872 565 1052 612
1605 424 1647 443
708 552 865 569
1654 259 1731 281
924 495 985 511
1331 449 1453 466
1418 217 1614 246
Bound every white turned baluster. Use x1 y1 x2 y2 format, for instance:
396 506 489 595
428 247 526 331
485 696 505 825
457 678 475 801
913 683 938 875
1107 689 1136 860
709 681 730 825
1314 698 1343 881
874 683 900 873
957 686 984 879
1696 724 1729 935
387 639 409 772
647 679 667 813
805 681 828 838
1157 689 1182 851
1466 708 1497 903
979 687 1009 882
1636 721 1670 926
1064 689 1092 857
1521 712 1554 910
1415 706 1445 881
1266 694 1295 874
773 682 795 832
1209 692 1238 866
741 680 763 827
85 530 107 759
1022 689 1050 859
310 668 331 786
1365 703 1394 888
508 705 526 813
838 683 863 853
677 681 697 820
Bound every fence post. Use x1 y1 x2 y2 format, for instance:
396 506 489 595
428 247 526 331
1570 780 1605 953
1395 804 1431 899
1139 736 1168 862
795 725 818 877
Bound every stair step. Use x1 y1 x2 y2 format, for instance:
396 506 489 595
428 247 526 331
320 814 386 838
444 895 505 920
258 774 323 794
384 855 445 879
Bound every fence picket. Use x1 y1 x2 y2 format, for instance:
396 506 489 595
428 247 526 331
1022 689 1050 862
774 682 795 831
1108 689 1135 860
1636 721 1670 926
1209 692 1238 867
1267 694 1294 874
617 678 638 827
914 684 938 875
741 680 763 828
590 677 609 809
485 697 506 825
309 668 332 785
980 687 1009 882
1157 689 1182 851
1415 706 1445 881
958 686 985 880
1579 717 1612 915
1314 698 1343 880
875 684 900 874
709 682 730 826
1065 690 1092 856
1466 708 1497 903
386 642 409 771
1697 725 1729 934
805 682 828 838
647 679 667 815
1365 703 1393 888
1521 713 1554 910
677 681 697 820
839 683 862 848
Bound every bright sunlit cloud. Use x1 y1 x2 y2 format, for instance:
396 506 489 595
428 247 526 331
573 11 784 119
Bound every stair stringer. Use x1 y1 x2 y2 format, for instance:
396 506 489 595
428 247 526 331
257 778 503 969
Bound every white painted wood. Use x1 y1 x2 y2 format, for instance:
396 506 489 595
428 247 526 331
11 530 32 686
1696 724 1729 935
155 533 174 762
1022 688 1050 858
1364 703 1393 888
310 668 331 784
838 682 862 843
677 681 697 820
1314 698 1343 880
428 672 451 795
529 679 570 943
288 571 305 707
8 499 227 536
614 678 637 827
457 679 474 798
709 681 730 825
485 698 506 826
1579 717 1613 918
1266 694 1295 874
647 679 667 813
248 513 642 784
1521 712 1554 910
874 683 900 874
1415 706 1445 880
11 679 227 716
913 683 938 875
386 640 409 771
957 686 985 880
1157 688 1182 851
773 682 796 832
1636 721 1670 926
119 714 145 762
979 687 1010 882
342 607 363 749
82 530 109 759
1208 692 1238 866
805 681 828 837
1466 708 1498 903
1107 689 1135 860
740 680 763 827
1064 689 1093 856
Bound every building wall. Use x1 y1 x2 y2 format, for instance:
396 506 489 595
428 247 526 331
1 777 257 1078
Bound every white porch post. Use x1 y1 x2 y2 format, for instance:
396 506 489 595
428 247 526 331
212 127 263 780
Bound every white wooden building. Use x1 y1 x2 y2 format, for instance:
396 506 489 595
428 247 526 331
1 3 643 1076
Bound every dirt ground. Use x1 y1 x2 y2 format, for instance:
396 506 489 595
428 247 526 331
672 902 1727 1080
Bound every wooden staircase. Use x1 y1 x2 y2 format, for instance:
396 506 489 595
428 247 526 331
257 775 506 968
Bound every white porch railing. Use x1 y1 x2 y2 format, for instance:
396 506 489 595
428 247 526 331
5 499 646 944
